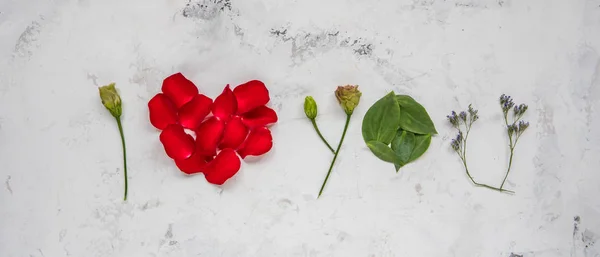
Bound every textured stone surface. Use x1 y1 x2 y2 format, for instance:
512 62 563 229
1 0 599 256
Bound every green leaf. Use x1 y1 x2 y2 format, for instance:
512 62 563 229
366 141 400 164
391 130 415 164
395 95 437 135
362 92 401 145
390 130 432 171
408 133 431 163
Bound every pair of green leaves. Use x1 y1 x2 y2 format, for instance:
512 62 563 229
362 92 437 171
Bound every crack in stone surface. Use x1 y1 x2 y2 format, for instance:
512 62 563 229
5 175 12 194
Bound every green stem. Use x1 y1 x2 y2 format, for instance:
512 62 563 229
116 117 128 201
460 126 514 194
318 114 351 198
311 119 335 154
500 147 515 189
463 127 470 161
500 113 515 191
504 113 515 148
460 155 514 194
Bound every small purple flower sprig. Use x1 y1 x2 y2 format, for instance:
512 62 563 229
499 94 529 190
447 95 530 194
447 105 512 193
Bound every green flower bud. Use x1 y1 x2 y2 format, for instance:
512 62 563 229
99 83 122 118
304 96 318 120
335 85 361 115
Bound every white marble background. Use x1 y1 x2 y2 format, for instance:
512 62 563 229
1 0 599 256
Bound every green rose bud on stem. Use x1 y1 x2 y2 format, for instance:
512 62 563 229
304 96 317 120
99 83 129 201
318 85 361 198
304 96 335 153
99 83 122 118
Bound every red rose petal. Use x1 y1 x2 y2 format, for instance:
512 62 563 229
179 94 213 130
233 80 270 114
159 124 196 160
212 85 237 121
175 151 210 174
195 117 225 156
203 149 241 185
219 116 248 150
237 127 273 159
148 93 179 130
241 106 278 128
162 73 199 108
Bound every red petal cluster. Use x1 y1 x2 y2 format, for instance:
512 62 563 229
148 73 277 185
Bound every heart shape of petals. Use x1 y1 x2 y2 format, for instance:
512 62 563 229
148 73 277 185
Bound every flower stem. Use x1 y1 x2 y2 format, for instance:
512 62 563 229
318 114 351 198
500 114 515 191
311 119 335 154
460 128 514 194
116 117 128 201
500 147 515 189
504 114 514 149
459 155 514 194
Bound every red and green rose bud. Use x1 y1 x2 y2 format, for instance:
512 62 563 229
318 85 361 197
335 85 361 115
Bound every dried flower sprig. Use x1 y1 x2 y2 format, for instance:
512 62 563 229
447 105 512 193
448 95 530 194
499 94 529 190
